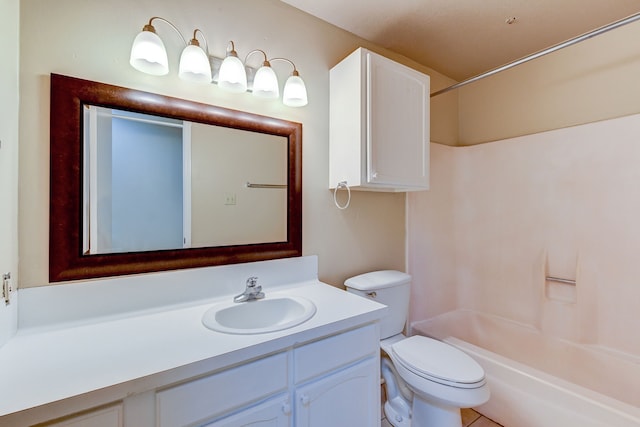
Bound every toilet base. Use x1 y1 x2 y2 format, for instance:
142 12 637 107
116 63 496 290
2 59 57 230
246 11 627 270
412 396 462 427
385 397 464 427
384 400 410 427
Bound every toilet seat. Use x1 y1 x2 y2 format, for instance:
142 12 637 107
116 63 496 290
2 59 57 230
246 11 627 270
391 336 486 389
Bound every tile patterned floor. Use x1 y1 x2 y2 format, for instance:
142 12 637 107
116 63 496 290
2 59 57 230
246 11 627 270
461 408 503 427
381 408 503 427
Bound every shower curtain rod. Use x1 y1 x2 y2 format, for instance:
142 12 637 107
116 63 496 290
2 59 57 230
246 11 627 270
430 11 640 98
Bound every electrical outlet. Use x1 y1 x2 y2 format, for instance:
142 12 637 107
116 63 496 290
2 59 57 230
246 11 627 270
224 193 237 205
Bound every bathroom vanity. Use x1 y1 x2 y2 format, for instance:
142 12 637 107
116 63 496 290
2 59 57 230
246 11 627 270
0 256 386 427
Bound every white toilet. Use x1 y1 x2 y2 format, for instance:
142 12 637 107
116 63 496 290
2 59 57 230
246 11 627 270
345 271 489 427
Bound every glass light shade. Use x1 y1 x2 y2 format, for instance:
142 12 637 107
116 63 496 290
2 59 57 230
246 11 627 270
130 30 169 76
218 55 247 93
179 44 212 83
283 74 308 107
252 65 279 98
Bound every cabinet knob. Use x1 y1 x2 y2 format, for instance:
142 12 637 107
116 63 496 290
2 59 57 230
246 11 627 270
281 402 291 415
300 394 310 406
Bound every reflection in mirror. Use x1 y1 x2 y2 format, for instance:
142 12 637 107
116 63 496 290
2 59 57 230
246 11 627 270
50 74 302 282
83 107 287 255
189 123 287 247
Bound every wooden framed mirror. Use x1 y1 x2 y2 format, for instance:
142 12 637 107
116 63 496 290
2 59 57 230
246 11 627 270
50 74 302 282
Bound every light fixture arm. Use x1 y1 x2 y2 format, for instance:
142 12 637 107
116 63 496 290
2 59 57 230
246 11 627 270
269 57 299 76
245 49 270 67
145 16 187 46
190 28 210 55
225 40 240 57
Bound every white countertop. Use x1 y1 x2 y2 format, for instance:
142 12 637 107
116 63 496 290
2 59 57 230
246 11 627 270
0 263 386 418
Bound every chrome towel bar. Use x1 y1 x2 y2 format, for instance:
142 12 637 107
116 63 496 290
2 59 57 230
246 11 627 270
245 182 287 189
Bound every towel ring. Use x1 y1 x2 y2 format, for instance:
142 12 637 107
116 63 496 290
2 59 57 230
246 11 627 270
333 181 351 210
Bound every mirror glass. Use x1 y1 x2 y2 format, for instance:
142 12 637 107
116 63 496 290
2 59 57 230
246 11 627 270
83 106 287 255
50 74 302 282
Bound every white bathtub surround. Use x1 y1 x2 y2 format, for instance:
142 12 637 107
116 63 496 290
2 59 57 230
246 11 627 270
413 309 640 427
408 113 640 424
0 256 387 426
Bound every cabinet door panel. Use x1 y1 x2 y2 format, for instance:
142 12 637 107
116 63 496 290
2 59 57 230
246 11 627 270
203 394 290 427
294 323 377 383
295 358 379 427
45 404 123 427
156 353 287 427
366 51 429 189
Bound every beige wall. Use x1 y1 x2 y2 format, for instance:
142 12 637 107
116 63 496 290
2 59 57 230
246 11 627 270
18 0 457 288
407 143 457 324
457 19 640 145
0 0 19 343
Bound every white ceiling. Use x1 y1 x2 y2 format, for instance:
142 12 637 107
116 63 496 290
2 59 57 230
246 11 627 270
281 0 640 81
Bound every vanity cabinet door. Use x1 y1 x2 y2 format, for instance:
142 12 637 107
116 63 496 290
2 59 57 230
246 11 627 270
294 357 379 427
156 353 288 427
202 394 290 427
45 404 123 427
294 323 378 383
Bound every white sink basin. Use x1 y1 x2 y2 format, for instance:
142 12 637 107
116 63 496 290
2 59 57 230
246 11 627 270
202 295 317 334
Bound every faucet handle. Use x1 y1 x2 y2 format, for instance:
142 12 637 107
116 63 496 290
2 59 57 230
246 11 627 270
246 276 259 288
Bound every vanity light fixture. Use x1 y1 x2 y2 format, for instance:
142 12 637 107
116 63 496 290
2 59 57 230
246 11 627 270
178 30 212 83
131 17 211 83
272 57 308 107
247 50 279 99
129 16 308 107
130 17 173 76
217 41 248 93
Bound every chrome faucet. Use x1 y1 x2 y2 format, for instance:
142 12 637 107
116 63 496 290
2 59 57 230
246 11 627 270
233 276 265 303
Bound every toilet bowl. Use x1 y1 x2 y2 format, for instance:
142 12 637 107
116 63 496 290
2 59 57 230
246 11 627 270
382 334 490 426
345 271 490 427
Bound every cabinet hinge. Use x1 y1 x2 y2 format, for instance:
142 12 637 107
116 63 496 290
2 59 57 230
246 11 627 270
2 272 12 305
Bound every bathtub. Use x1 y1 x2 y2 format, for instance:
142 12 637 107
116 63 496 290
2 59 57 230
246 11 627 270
412 309 640 427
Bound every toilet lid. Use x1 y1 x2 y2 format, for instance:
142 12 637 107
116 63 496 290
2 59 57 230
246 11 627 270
391 336 485 386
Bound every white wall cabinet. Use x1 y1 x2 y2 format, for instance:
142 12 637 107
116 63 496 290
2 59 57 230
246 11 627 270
330 47 430 192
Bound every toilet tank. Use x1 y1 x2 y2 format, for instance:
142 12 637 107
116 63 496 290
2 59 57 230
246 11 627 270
345 270 411 340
